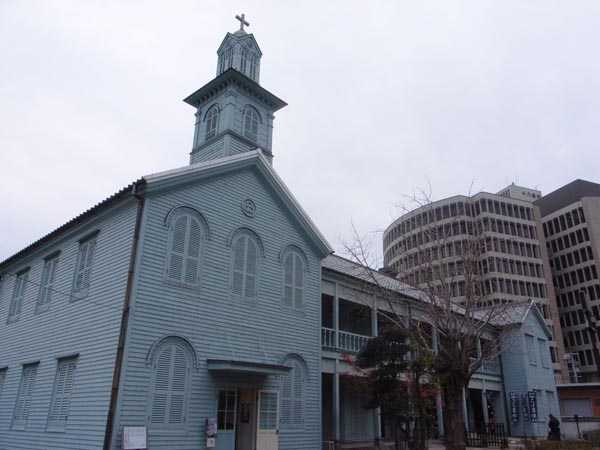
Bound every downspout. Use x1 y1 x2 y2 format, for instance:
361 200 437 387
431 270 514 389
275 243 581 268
103 181 146 450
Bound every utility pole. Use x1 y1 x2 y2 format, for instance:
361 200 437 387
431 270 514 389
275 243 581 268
579 289 600 380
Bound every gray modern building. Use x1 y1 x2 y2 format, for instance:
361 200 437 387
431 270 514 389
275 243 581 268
536 179 600 382
383 185 569 380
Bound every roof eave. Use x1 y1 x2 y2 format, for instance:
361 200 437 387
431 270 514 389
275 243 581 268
183 68 287 111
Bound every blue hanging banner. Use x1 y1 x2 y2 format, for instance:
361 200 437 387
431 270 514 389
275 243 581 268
528 391 538 423
509 392 519 424
521 393 529 421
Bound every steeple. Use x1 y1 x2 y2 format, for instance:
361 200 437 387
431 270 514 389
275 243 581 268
183 15 287 166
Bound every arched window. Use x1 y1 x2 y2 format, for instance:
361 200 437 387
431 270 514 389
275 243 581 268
243 108 259 141
280 355 307 428
148 341 192 427
283 250 305 311
166 212 204 286
230 232 260 299
205 106 219 140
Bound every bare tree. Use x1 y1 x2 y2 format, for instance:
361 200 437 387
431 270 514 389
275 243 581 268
342 190 515 450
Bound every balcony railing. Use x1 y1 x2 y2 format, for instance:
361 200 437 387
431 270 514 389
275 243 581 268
469 357 501 376
321 327 371 353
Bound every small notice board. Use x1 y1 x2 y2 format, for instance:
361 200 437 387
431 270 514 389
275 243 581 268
123 426 148 450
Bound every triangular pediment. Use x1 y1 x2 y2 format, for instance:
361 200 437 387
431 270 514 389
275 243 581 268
143 151 332 258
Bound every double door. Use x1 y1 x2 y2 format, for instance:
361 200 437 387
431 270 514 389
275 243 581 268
215 389 279 450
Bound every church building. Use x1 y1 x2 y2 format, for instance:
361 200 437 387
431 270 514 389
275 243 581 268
0 17 560 450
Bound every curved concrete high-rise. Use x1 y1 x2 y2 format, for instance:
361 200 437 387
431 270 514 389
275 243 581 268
383 184 568 379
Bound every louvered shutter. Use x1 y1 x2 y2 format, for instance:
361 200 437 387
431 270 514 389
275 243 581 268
81 239 96 291
183 218 202 284
150 344 189 427
38 258 58 308
244 238 257 298
74 239 96 296
232 236 246 296
169 347 188 424
74 243 88 293
9 273 27 318
14 365 37 426
280 369 292 425
49 358 76 427
150 347 172 424
168 216 187 281
292 361 303 425
283 254 294 307
293 254 304 310
0 369 6 398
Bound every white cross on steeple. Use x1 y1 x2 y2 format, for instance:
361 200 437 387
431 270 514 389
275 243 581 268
235 14 249 31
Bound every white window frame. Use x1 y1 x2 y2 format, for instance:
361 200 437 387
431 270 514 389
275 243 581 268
205 106 219 140
243 107 259 142
526 334 537 365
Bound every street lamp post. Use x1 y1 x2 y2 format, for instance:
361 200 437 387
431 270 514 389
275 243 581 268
578 289 600 380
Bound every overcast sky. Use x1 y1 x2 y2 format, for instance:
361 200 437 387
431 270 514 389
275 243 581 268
1 1 599 266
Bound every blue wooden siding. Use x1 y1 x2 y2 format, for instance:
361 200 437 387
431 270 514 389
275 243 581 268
0 200 138 449
501 312 561 437
113 168 322 449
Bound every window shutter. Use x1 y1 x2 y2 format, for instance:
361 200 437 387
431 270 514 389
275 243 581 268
244 239 257 298
280 370 292 425
292 361 303 425
74 238 96 296
150 344 189 427
183 218 202 284
38 258 58 308
169 347 188 424
293 254 304 310
14 365 37 426
49 358 76 427
9 272 28 318
232 236 246 296
168 216 187 281
150 348 172 424
283 254 294 307
0 369 5 399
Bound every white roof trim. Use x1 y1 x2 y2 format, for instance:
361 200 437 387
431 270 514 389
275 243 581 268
143 150 333 254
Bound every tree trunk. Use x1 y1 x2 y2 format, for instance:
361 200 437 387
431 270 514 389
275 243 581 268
443 377 467 450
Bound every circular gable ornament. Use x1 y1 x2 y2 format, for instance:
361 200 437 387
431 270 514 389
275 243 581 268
242 199 256 217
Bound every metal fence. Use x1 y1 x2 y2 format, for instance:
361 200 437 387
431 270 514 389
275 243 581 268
466 423 508 448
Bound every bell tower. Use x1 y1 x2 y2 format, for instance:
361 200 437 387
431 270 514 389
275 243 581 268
184 15 287 165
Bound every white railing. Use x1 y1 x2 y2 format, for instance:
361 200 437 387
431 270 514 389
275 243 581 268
321 327 371 353
469 357 501 376
339 331 371 353
322 327 335 348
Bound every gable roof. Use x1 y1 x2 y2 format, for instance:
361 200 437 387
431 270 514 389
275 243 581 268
322 254 426 302
1 150 332 271
0 181 143 270
143 150 333 258
476 299 552 336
